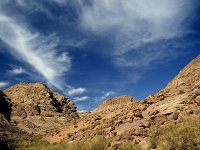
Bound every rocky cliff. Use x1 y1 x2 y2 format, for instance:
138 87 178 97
2 82 79 134
44 55 200 149
143 55 200 120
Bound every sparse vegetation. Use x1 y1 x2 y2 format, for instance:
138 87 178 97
149 118 200 150
0 134 142 150
143 99 148 104
96 128 104 135
67 133 73 139
94 120 101 126
2 118 200 150
0 134 49 150
118 144 141 150
0 135 108 150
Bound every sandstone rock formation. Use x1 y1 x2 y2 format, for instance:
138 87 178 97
143 55 200 121
93 95 137 113
44 55 200 149
2 82 79 134
0 55 199 150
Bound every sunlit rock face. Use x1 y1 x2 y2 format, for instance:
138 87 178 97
3 82 79 134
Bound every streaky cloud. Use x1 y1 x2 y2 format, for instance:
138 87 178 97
80 0 197 67
0 14 71 90
67 87 87 96
101 91 115 100
9 66 25 75
73 96 89 102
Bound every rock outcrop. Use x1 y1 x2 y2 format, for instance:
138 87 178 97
143 55 200 121
0 55 199 150
44 55 200 149
93 95 137 113
3 82 79 134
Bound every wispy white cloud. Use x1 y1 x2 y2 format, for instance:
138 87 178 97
51 0 68 5
101 91 115 100
8 66 25 75
80 0 197 67
0 82 9 89
73 96 89 102
94 91 116 102
15 0 53 16
0 14 71 90
67 87 87 96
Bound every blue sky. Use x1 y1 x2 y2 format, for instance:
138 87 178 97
0 0 200 111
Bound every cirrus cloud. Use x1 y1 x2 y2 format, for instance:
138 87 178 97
67 87 87 96
0 14 71 90
80 0 197 67
73 96 89 102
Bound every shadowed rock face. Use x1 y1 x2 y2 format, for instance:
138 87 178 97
0 91 23 136
0 139 12 150
0 91 11 132
0 90 12 121
3 82 79 134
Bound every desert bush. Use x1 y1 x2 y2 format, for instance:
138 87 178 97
4 134 144 150
143 99 148 104
118 143 141 150
1 135 111 150
71 136 109 150
67 133 73 139
0 134 49 150
179 89 185 94
149 126 160 149
149 118 200 150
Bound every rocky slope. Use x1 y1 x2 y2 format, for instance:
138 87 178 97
44 55 200 149
143 55 200 120
0 55 199 150
93 95 137 113
2 82 79 135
